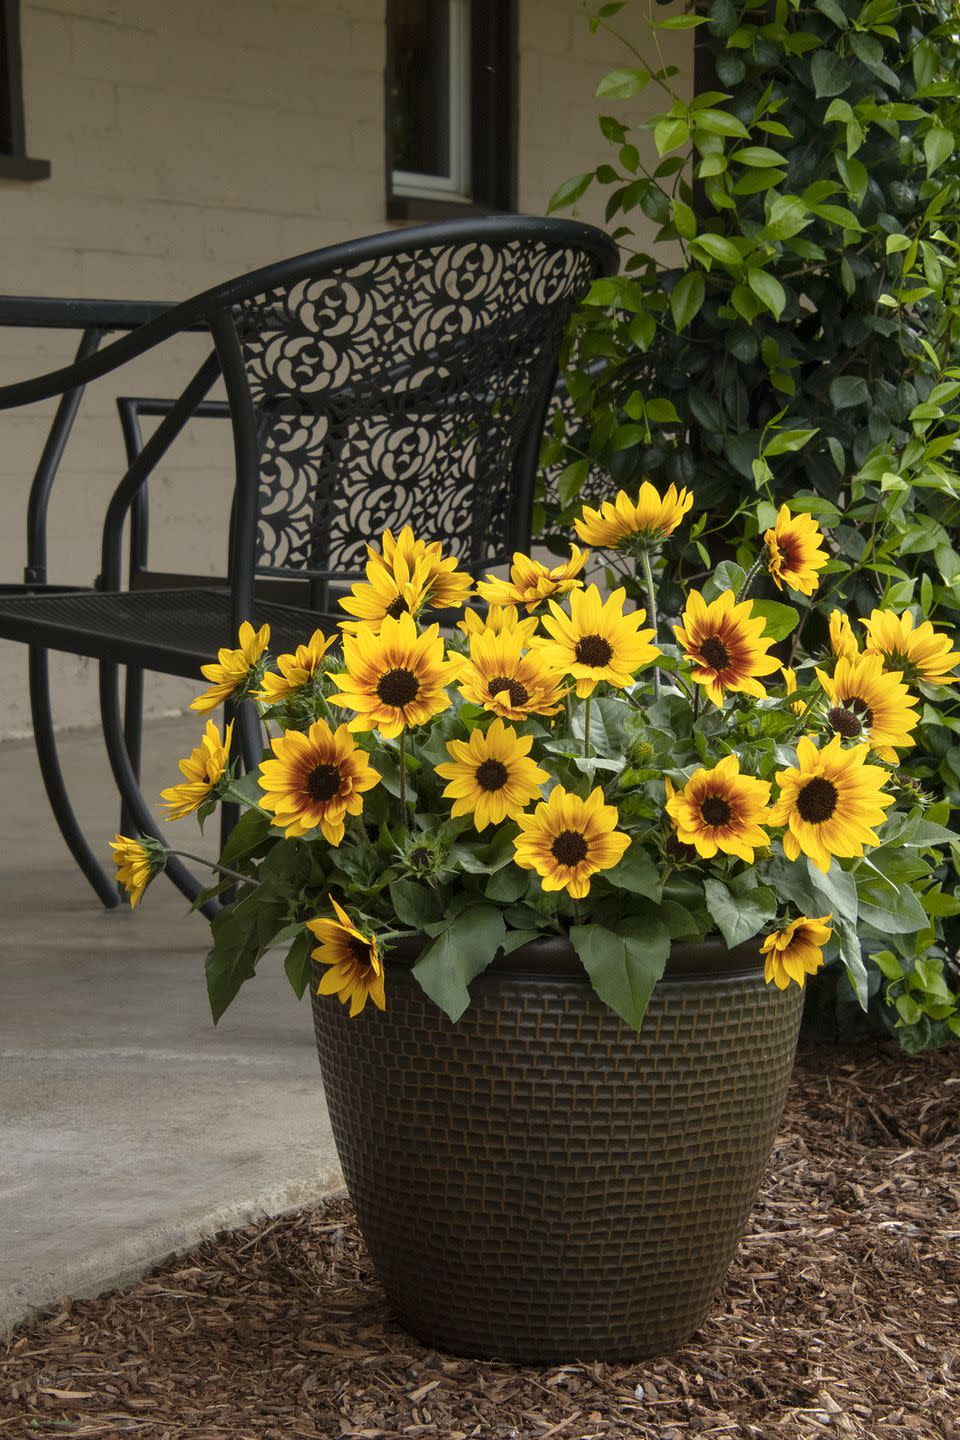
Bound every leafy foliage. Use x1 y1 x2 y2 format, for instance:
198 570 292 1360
543 0 960 1048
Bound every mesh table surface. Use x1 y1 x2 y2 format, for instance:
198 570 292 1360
0 587 335 678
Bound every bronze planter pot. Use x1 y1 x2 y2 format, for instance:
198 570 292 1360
310 934 803 1364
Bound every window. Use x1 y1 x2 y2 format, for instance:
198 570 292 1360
386 0 516 220
0 1 50 179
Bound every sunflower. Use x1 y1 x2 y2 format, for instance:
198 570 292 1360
829 609 858 662
307 897 385 1017
513 785 630 899
191 621 270 713
764 505 829 596
338 552 434 633
329 611 457 737
377 525 475 611
816 651 918 762
761 915 833 991
435 717 549 831
770 734 894 873
574 480 693 550
674 589 780 707
477 545 589 611
862 608 960 687
536 584 660 698
665 755 773 863
255 630 338 702
160 719 233 821
258 718 380 842
457 628 567 721
110 834 166 908
457 603 539 644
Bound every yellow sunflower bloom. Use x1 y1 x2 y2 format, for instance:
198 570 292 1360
258 718 380 842
377 524 475 611
435 717 549 831
574 480 693 550
513 785 630 899
191 621 270 713
109 833 165 908
815 651 919 762
457 628 567 721
761 915 833 990
764 505 829 596
674 589 780 707
862 608 960 687
664 754 773 863
829 609 858 662
770 734 894 873
476 545 589 611
536 584 660 698
329 611 457 737
338 552 433 633
255 630 338 702
457 603 540 644
160 719 233 821
307 897 385 1017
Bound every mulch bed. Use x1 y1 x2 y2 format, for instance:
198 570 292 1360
2 1041 958 1440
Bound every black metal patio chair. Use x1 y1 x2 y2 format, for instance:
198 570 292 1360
0 217 618 913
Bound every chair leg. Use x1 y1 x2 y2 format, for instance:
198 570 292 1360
28 645 121 909
238 699 263 773
98 659 219 920
119 664 144 839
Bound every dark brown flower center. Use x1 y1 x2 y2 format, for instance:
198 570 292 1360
796 776 839 824
771 536 797 571
410 846 431 869
348 936 373 969
475 758 509 792
306 762 343 802
574 633 614 668
700 795 732 827
827 705 864 739
700 634 731 671
488 674 529 708
376 666 420 707
385 595 409 620
551 829 589 867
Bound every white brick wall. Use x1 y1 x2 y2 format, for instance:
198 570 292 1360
0 0 691 738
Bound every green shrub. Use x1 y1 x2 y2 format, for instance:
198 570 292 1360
544 0 960 1050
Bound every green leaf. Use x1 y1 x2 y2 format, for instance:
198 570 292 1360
654 116 690 155
837 919 869 1011
732 146 785 168
924 126 953 178
694 108 750 138
283 930 314 1000
807 858 858 925
412 905 506 1022
703 878 776 949
389 879 441 930
547 172 594 214
749 599 799 641
596 68 652 99
485 866 530 903
747 267 786 319
670 270 705 332
764 427 818 456
693 233 743 265
811 50 851 98
557 459 590 506
604 843 663 900
645 397 681 423
570 917 670 1031
829 375 870 409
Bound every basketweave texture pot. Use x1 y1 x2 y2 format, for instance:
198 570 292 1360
310 933 803 1364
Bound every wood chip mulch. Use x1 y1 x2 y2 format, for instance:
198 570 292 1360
2 1040 958 1440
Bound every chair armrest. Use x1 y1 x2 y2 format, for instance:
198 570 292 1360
0 296 178 331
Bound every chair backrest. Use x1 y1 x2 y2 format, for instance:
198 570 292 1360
225 219 617 589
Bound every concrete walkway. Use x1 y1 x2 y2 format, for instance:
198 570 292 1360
0 714 342 1332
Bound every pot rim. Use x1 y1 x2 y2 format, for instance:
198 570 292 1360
384 932 763 981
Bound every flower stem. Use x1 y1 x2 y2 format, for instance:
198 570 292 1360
169 849 250 887
583 693 591 758
639 547 661 702
736 555 765 603
692 684 702 725
399 731 408 829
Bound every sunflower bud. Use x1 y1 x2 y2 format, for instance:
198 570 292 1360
627 736 654 767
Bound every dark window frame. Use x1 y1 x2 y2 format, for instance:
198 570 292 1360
385 0 517 222
0 0 50 180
